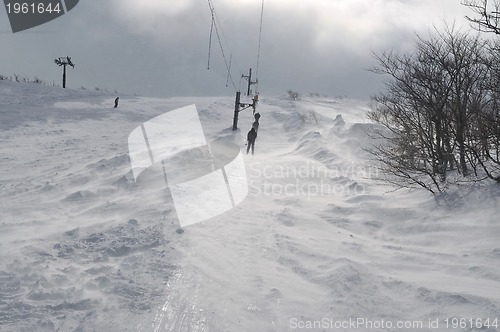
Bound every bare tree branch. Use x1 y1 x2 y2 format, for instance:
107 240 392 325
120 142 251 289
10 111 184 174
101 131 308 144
462 0 500 34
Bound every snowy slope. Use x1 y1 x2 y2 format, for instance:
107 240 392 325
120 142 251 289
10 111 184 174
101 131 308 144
1 81 499 332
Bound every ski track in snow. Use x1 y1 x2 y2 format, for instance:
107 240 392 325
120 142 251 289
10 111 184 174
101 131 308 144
1 81 500 331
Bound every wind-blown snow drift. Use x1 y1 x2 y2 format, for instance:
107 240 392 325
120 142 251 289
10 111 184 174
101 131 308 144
1 81 499 331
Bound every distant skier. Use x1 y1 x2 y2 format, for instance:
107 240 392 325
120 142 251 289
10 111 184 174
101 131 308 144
114 97 119 108
247 127 257 155
252 120 259 133
254 112 261 122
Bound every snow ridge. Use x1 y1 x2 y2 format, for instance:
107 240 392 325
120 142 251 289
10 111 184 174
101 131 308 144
0 81 499 331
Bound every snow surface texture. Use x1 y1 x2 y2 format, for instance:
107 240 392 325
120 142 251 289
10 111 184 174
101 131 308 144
1 80 499 331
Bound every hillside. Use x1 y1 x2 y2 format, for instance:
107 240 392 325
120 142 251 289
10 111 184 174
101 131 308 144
0 81 499 331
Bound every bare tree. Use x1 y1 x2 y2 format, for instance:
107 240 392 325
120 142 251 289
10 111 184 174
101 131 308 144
462 1 500 181
369 24 499 193
462 0 500 34
287 90 300 101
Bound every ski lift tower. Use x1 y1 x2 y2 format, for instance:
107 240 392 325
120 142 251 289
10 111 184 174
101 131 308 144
241 68 257 96
54 56 75 88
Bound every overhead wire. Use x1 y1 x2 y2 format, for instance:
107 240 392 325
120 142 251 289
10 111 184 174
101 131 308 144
207 0 265 95
225 53 232 87
212 3 246 82
255 0 265 94
207 0 242 92
207 11 214 70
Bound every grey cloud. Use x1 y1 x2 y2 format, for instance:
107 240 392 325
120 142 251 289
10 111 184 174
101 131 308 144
0 0 473 99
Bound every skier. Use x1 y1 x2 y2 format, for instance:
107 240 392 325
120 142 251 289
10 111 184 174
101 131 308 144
252 120 259 133
114 97 119 108
247 127 257 155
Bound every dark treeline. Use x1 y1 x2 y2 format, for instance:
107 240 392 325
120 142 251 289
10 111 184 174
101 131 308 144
369 23 500 193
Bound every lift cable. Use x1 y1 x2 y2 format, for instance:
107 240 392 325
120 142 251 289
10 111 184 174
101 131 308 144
254 0 265 94
207 11 214 70
207 0 242 92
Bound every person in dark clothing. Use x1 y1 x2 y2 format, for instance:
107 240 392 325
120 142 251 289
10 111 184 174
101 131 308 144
253 112 260 135
247 127 257 155
114 97 119 108
252 120 259 133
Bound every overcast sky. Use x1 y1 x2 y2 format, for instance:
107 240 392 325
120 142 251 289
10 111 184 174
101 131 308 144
0 0 474 99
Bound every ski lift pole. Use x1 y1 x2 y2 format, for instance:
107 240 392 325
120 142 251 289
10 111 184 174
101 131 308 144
233 91 241 131
241 68 257 96
62 64 67 88
54 56 75 88
246 68 252 96
232 90 259 130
